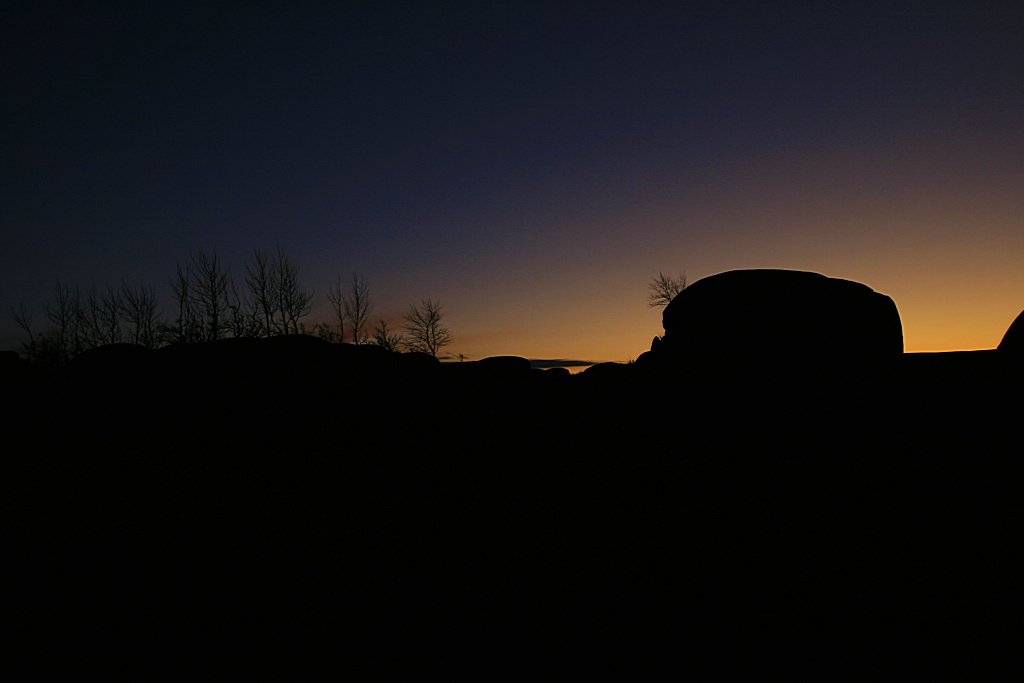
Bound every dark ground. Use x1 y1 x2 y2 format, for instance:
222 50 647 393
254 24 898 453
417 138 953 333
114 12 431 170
4 346 1021 670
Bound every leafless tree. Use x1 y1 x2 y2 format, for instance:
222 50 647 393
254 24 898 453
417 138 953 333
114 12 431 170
84 282 124 347
44 278 86 362
226 276 262 339
121 281 160 348
342 273 374 344
325 275 347 343
371 319 404 352
245 248 276 337
10 302 39 362
83 285 102 348
168 261 200 344
270 244 313 335
189 249 232 342
403 299 453 357
647 271 688 307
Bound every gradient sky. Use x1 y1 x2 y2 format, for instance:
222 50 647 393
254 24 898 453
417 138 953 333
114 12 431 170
3 3 1022 363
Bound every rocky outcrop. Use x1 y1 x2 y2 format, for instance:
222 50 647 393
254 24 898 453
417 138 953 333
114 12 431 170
7 315 1022 660
650 269 903 360
65 343 155 385
998 310 1023 352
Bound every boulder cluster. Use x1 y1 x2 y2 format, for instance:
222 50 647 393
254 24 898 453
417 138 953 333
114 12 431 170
5 268 1022 659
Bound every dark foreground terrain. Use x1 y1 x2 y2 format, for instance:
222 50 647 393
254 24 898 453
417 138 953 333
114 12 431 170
4 342 1021 669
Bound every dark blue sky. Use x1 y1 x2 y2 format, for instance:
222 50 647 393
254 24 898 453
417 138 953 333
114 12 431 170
3 3 1022 359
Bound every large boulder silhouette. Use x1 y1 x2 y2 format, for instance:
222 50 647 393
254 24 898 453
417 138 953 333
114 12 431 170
655 269 903 358
998 310 1023 352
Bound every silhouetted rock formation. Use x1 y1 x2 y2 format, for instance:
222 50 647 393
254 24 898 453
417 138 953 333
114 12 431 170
477 354 532 375
7 308 1022 666
66 342 155 381
999 309 1024 352
645 269 902 363
445 355 532 382
580 361 631 380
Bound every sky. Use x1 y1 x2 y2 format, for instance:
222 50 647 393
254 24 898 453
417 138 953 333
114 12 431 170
3 2 1022 364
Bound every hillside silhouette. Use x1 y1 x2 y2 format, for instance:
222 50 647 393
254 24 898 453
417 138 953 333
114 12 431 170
5 269 1022 664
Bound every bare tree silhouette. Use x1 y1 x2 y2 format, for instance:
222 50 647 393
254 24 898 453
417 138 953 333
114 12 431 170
121 281 160 348
325 275 347 343
371 319 404 351
647 271 687 307
190 249 232 342
85 282 124 347
241 244 313 336
45 278 86 363
167 261 200 344
227 276 261 339
10 302 39 363
342 273 374 344
403 299 453 357
270 244 313 335
244 248 275 337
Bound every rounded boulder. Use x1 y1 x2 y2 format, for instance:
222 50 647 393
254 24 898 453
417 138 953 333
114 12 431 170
659 269 903 358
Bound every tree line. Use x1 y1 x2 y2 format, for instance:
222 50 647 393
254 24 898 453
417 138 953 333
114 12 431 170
9 245 453 368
